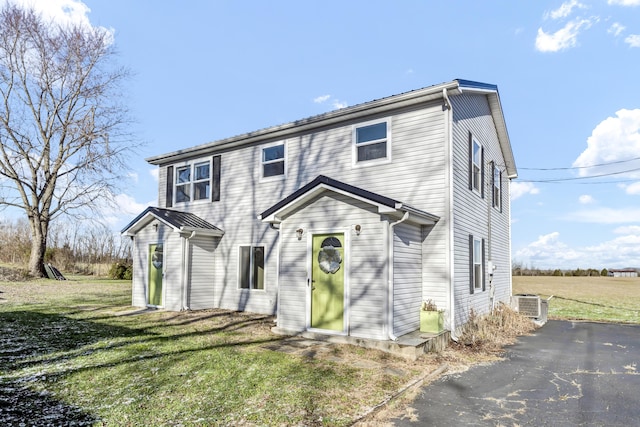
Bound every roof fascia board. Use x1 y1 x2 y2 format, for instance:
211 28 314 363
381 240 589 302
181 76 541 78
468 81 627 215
147 81 461 165
259 183 396 223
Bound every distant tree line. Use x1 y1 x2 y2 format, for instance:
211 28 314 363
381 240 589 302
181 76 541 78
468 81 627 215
512 261 608 277
0 218 131 277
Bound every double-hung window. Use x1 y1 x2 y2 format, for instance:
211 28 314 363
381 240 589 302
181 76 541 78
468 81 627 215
469 235 485 293
353 119 391 164
262 143 285 179
176 161 210 203
239 246 265 290
492 162 501 211
170 156 221 206
471 138 482 193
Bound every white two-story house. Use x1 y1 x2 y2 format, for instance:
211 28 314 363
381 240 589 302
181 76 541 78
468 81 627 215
122 79 517 341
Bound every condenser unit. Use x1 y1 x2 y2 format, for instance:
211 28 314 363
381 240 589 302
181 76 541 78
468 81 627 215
512 294 541 317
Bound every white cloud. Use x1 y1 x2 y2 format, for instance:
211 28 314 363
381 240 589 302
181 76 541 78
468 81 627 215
608 22 626 36
608 0 640 6
313 94 331 104
515 229 640 269
313 94 347 110
3 0 114 39
620 181 640 194
535 18 594 52
624 34 640 47
332 100 348 109
579 194 595 204
573 109 640 177
565 207 640 223
149 168 159 182
510 182 540 200
546 0 586 20
113 193 146 215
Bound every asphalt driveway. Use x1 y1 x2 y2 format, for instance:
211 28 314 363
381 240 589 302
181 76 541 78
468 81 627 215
392 320 640 426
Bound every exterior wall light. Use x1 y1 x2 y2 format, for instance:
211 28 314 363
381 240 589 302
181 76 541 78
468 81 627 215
355 224 361 236
296 228 304 240
153 223 159 232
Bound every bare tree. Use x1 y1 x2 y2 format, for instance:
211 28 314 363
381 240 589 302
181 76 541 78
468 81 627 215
0 4 134 276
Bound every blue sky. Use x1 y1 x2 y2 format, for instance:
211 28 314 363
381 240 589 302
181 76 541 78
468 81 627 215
3 0 640 270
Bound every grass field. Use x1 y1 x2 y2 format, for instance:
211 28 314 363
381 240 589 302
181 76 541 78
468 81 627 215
0 277 439 426
513 275 640 324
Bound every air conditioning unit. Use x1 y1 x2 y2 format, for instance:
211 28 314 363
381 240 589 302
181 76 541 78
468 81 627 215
512 294 541 317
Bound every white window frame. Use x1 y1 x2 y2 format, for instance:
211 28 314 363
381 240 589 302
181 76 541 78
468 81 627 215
238 245 265 291
260 141 286 181
492 163 501 211
174 158 212 205
472 137 482 193
352 118 392 167
473 237 483 290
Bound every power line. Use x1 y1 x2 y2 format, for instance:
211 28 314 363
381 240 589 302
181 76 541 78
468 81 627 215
518 156 640 171
517 166 640 183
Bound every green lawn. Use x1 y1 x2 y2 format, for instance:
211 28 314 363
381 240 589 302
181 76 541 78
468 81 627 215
0 278 424 426
513 276 640 324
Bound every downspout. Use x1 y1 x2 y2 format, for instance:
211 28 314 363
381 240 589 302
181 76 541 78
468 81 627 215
181 231 197 311
443 88 459 342
388 211 410 341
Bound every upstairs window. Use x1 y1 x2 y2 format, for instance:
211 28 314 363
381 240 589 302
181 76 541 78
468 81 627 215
171 156 220 205
353 119 391 164
492 162 502 211
469 133 484 197
262 143 285 179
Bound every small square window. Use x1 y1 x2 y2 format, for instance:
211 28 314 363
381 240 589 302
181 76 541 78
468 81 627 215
354 120 390 164
173 158 217 204
262 143 285 179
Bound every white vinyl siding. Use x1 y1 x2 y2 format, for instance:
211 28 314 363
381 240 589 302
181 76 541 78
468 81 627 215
451 93 512 328
188 236 218 310
393 222 423 337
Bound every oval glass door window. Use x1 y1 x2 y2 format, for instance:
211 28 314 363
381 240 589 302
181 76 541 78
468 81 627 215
152 245 163 269
318 237 342 274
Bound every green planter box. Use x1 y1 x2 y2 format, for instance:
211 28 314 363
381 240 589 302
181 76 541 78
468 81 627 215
420 310 444 333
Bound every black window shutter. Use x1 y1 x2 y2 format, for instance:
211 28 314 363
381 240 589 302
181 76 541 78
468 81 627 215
469 234 474 294
490 161 495 207
166 166 173 208
212 155 221 202
499 170 503 212
480 148 485 199
468 132 473 191
482 238 486 292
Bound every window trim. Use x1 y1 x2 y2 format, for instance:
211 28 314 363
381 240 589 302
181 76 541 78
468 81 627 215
470 136 483 195
492 162 502 211
238 245 266 291
260 141 286 181
469 235 486 294
352 118 392 167
172 156 220 206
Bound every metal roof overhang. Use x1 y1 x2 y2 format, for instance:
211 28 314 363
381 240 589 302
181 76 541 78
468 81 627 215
121 207 224 238
258 175 440 227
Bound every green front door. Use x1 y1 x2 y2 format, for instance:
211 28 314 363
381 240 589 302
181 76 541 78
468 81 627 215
148 244 163 306
311 234 344 331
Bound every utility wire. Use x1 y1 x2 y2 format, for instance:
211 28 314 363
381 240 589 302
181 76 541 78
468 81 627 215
517 166 640 183
518 156 640 171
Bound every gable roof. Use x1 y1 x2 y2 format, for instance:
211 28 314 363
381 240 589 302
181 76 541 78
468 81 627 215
146 79 517 179
258 175 440 226
121 207 224 237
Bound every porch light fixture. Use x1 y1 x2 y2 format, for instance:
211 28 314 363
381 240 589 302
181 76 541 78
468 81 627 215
296 228 304 240
153 223 159 232
355 224 361 236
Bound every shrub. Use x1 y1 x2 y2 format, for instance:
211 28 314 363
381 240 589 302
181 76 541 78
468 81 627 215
457 303 536 351
108 262 133 280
